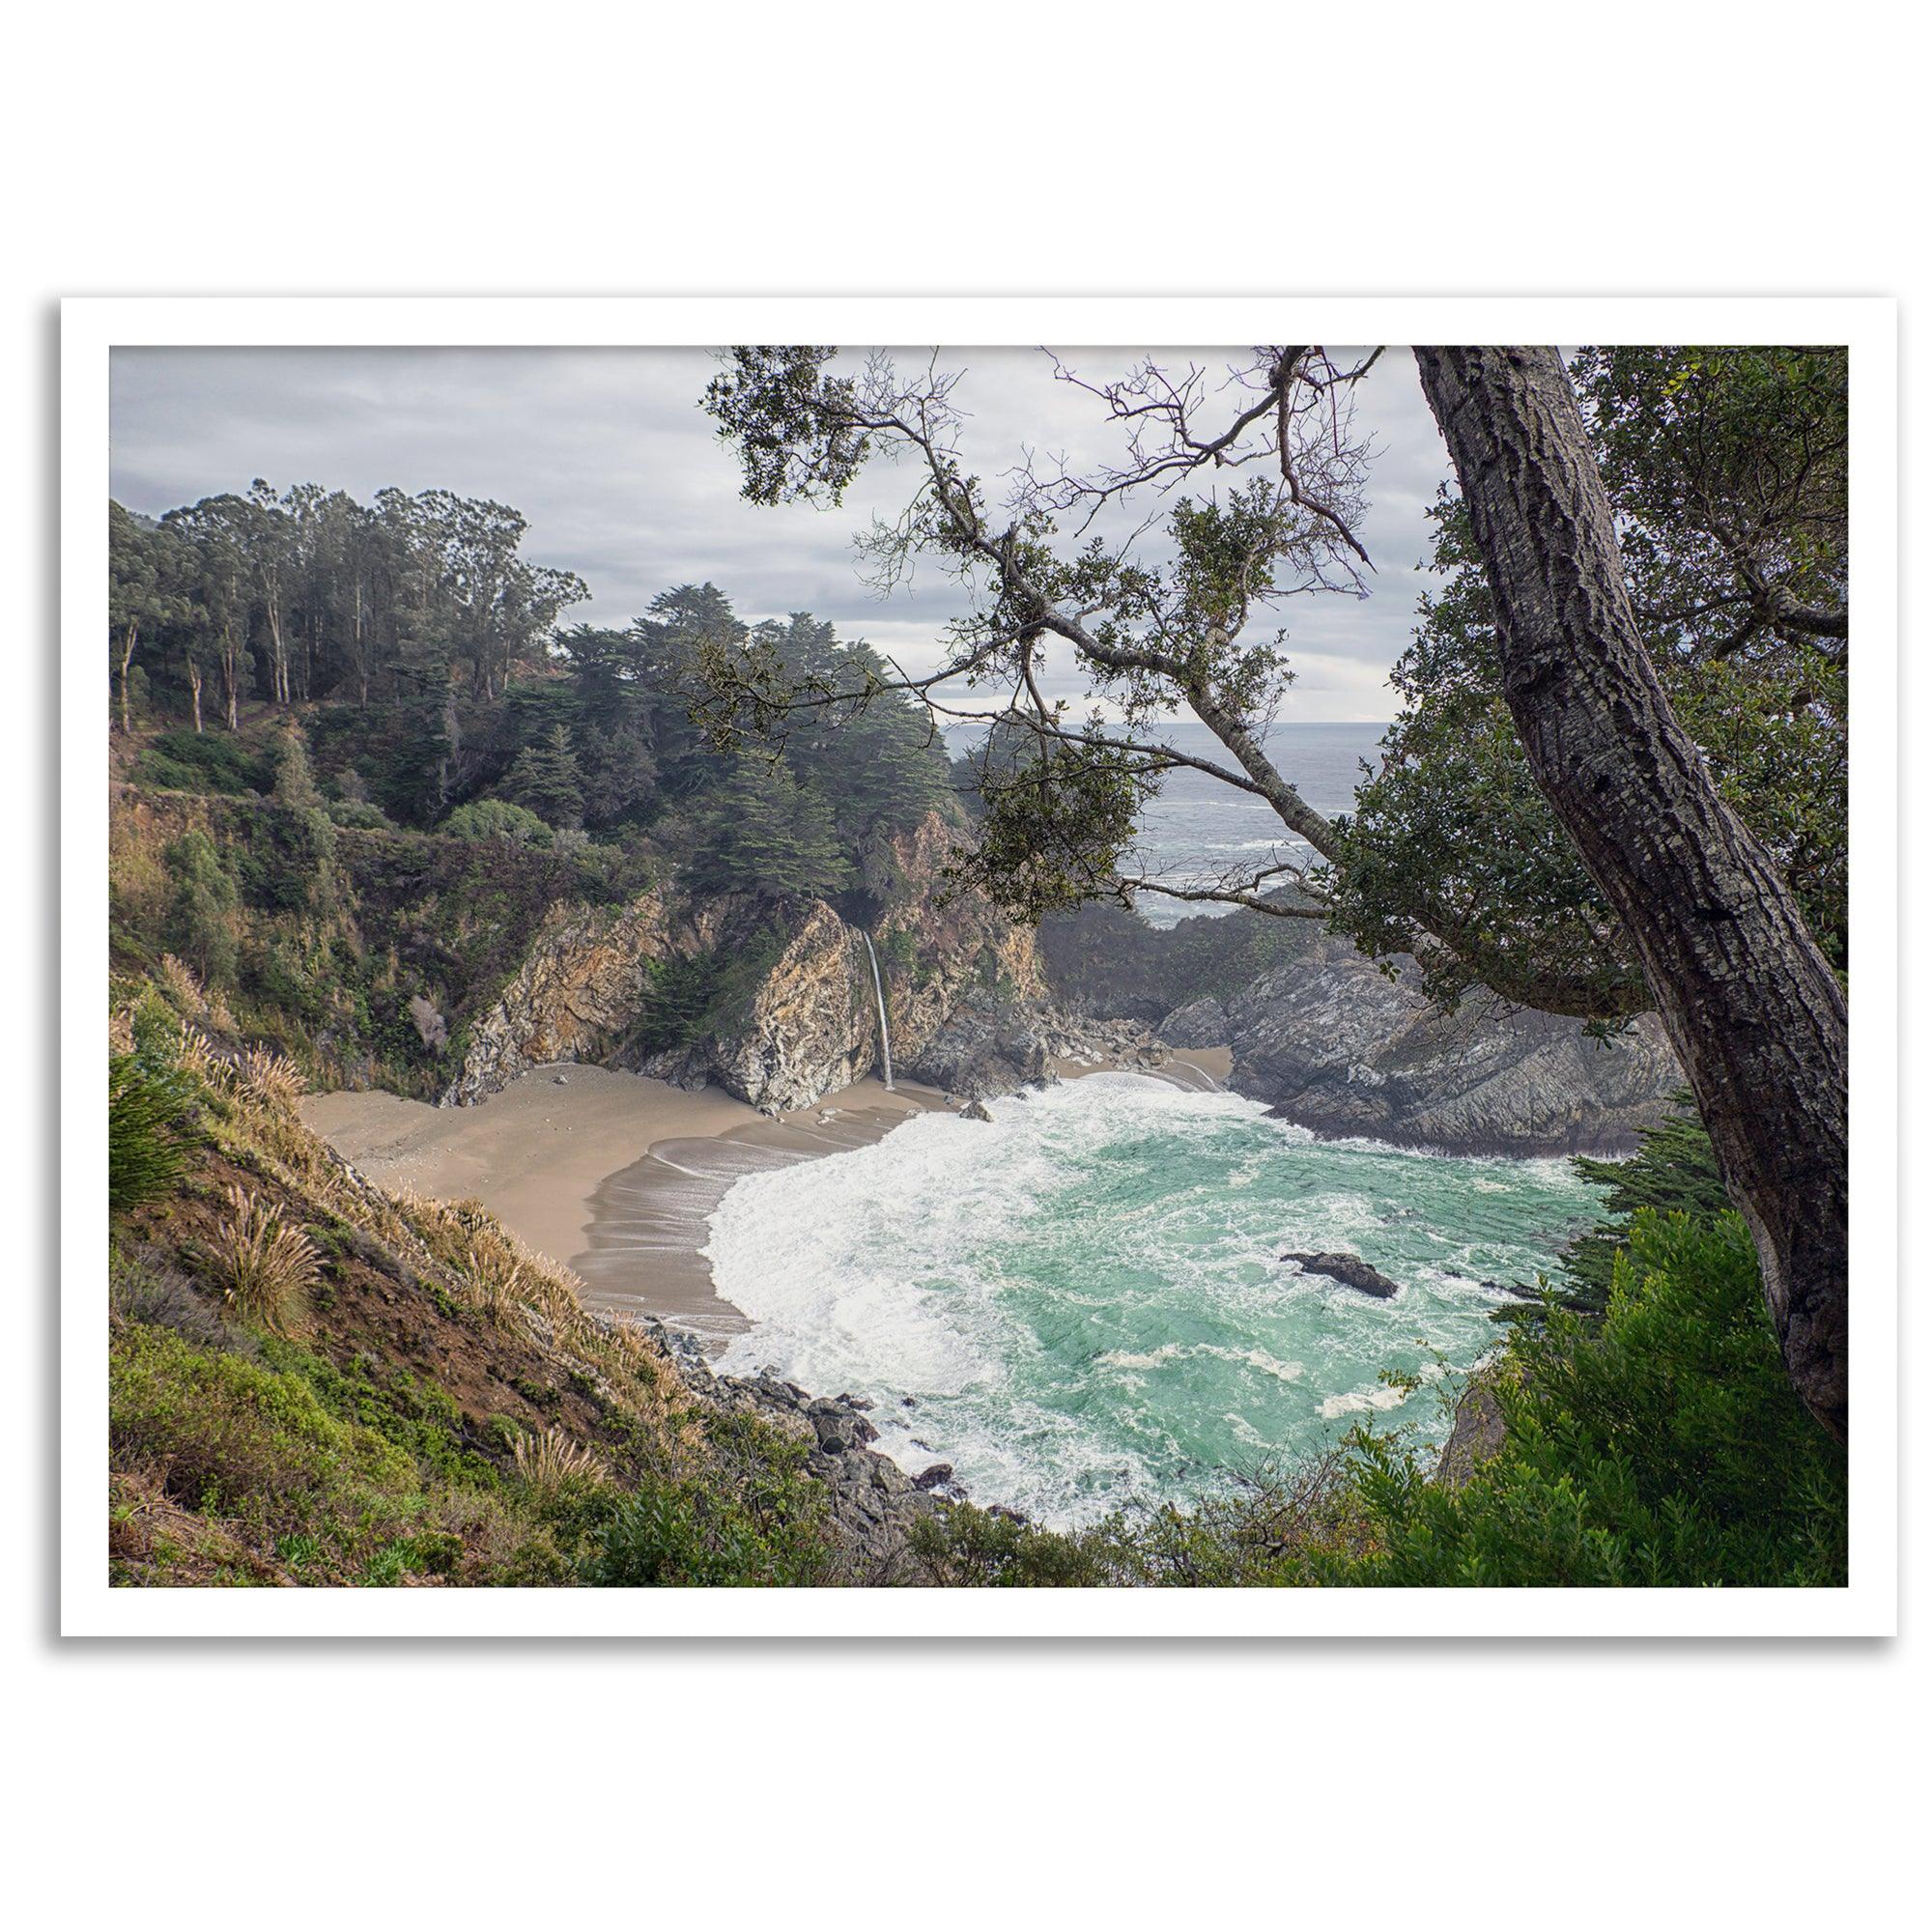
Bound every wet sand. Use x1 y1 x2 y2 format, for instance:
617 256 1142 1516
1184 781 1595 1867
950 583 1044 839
304 1047 1233 1341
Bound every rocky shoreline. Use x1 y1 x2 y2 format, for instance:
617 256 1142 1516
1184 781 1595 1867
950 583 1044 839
1042 904 1683 1157
637 1315 956 1581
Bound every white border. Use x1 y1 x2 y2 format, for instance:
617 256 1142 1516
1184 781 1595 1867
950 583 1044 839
62 297 1900 1638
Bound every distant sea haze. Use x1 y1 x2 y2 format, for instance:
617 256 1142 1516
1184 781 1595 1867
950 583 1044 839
947 719 1390 929
1128 720 1388 926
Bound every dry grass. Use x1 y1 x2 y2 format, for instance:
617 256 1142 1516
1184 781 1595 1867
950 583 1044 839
239 1045 306 1112
513 1425 609 1497
175 1024 224 1085
128 1000 700 1463
206 1184 319 1337
156 952 205 1016
156 953 240 1036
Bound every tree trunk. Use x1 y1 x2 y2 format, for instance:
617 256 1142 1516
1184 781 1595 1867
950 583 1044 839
117 622 138 733
1413 345 1849 1438
187 654 204 733
222 632 240 731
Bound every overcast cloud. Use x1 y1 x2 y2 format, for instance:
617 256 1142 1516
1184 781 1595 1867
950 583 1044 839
109 345 1454 723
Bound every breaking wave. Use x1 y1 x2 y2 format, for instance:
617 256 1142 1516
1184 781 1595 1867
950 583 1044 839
705 1073 1598 1526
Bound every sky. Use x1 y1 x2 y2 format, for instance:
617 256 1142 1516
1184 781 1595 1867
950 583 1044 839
108 345 1455 724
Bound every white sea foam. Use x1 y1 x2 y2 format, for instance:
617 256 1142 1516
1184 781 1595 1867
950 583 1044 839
702 1069 1599 1525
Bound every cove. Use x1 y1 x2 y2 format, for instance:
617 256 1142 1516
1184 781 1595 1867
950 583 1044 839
705 1071 1604 1527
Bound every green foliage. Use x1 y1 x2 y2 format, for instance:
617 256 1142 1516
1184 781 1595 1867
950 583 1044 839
960 722 1158 921
111 1320 417 1524
160 830 240 985
1329 346 1848 1013
703 346 872 506
1559 1094 1731 1313
683 756 850 899
906 1505 1115 1586
326 798 393 830
268 724 325 810
108 1051 201 1216
1319 1211 1847 1586
258 1339 496 1490
583 1433 828 1587
132 729 269 796
501 724 584 829
624 925 789 1059
440 797 553 845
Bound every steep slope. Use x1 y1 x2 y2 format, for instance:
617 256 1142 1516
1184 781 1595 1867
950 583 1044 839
107 975 945 1586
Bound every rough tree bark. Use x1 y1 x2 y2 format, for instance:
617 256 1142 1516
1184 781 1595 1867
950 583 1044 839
1414 345 1849 1438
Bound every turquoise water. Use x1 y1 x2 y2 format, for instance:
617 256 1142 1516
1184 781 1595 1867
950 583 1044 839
706 1074 1604 1527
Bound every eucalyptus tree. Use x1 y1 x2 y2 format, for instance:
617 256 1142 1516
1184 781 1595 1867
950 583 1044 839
410 489 588 700
700 343 1852 1435
163 495 254 730
244 479 296 707
108 501 185 732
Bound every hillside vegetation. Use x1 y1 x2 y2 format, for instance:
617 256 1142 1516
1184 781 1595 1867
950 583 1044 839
110 971 838 1585
104 472 1847 1591
108 962 1845 1589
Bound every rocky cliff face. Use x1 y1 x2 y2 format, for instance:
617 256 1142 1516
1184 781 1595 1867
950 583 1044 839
1040 903 1680 1156
630 899 877 1114
445 812 1039 1116
1167 939 1681 1155
442 890 680 1103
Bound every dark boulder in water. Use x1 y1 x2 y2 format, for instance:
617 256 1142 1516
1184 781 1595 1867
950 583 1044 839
1280 1250 1402 1298
912 1463 955 1492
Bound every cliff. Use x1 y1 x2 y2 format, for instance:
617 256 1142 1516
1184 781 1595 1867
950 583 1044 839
1193 947 1682 1155
446 811 1041 1115
1044 902 1681 1156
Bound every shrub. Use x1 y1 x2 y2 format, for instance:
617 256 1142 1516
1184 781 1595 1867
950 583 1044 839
1558 1093 1731 1313
327 798 394 830
109 1321 412 1524
108 1052 200 1216
585 1473 827 1587
1317 1210 1848 1587
132 730 269 797
204 1185 320 1337
268 725 325 810
905 1504 1114 1587
161 831 241 986
440 798 553 846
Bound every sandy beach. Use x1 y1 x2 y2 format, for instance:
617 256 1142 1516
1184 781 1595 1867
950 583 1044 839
302 1048 1232 1341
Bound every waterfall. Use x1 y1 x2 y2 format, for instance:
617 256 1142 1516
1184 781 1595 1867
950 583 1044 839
861 932 895 1090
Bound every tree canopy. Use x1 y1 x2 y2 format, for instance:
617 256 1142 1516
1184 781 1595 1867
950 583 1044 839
698 344 1847 1022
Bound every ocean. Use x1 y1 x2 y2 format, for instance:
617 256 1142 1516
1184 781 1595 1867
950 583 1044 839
951 718 1390 929
706 1074 1601 1528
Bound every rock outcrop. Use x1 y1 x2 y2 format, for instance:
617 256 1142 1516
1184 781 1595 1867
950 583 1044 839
638 1321 944 1580
1199 944 1680 1154
441 890 680 1103
631 900 877 1113
1279 1251 1403 1297
906 997 1173 1100
1435 1369 1512 1489
1043 901 1680 1156
443 811 1042 1117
